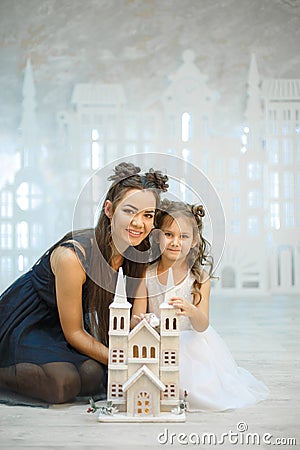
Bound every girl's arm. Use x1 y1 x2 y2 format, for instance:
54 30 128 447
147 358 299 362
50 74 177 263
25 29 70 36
51 246 109 365
130 277 148 329
169 273 210 332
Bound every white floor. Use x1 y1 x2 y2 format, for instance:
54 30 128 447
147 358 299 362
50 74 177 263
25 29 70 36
0 294 299 449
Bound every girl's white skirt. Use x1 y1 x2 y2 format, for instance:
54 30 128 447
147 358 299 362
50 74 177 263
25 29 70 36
179 326 269 412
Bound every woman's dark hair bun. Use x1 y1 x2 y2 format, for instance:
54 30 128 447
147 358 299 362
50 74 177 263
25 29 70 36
108 162 169 192
108 162 141 182
145 168 169 192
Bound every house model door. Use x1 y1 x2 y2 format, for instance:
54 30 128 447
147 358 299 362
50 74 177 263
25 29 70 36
136 391 152 416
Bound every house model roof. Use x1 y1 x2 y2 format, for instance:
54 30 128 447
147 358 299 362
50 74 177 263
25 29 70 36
128 317 160 341
122 364 166 393
109 267 132 309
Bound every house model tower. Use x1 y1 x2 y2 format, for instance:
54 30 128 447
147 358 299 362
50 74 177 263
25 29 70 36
99 267 185 422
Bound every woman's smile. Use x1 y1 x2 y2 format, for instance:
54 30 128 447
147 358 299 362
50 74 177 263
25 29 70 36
126 228 144 238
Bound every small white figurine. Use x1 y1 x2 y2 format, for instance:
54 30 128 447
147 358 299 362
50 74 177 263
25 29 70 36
144 312 160 328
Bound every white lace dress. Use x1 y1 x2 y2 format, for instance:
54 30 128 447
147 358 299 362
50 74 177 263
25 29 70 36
146 263 269 412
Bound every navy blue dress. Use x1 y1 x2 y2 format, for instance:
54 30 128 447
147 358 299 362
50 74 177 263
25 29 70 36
0 230 95 369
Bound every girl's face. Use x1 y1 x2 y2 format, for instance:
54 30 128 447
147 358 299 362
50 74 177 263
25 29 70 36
105 188 156 253
159 215 196 263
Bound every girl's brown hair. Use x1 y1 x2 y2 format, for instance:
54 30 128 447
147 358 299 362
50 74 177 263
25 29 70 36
154 199 213 304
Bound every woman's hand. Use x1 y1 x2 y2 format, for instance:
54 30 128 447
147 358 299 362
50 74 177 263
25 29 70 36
130 313 145 329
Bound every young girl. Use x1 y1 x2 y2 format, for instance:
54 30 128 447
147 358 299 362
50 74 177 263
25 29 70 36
132 199 269 412
0 162 168 404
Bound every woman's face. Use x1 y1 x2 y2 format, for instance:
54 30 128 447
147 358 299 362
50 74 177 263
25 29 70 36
105 188 156 254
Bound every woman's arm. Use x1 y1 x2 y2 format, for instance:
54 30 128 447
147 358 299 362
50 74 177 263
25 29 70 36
168 274 210 332
51 246 109 365
130 277 148 329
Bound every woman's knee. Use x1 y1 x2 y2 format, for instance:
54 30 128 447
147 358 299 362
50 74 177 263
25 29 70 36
79 359 107 395
43 363 81 403
0 362 81 403
51 378 80 403
47 371 81 403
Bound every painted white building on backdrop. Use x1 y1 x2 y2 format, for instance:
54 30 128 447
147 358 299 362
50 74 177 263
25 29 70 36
0 51 299 295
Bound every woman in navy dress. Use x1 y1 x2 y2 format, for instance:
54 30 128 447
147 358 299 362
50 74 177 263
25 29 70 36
0 162 168 403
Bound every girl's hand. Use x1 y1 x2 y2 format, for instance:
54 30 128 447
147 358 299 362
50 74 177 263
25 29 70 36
168 275 210 333
168 297 197 318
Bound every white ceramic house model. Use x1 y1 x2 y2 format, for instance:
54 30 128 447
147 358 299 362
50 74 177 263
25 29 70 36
99 268 185 422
